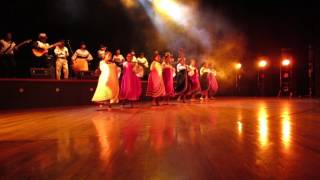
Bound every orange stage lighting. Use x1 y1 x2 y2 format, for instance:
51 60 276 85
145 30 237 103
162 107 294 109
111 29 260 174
258 60 268 68
235 63 242 70
282 59 291 66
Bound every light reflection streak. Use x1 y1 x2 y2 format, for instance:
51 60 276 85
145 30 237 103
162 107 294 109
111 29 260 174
281 105 291 150
92 113 116 163
237 121 243 136
237 110 243 136
258 104 268 148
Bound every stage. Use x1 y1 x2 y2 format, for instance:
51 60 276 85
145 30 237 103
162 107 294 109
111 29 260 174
0 78 147 109
0 98 319 179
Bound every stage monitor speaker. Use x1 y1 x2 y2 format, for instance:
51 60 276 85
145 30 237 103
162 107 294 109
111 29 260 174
30 68 52 79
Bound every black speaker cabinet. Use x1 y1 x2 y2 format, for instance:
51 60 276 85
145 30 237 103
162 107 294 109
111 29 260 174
30 68 52 79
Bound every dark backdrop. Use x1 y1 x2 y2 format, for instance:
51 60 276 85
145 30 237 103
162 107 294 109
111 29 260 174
1 0 320 96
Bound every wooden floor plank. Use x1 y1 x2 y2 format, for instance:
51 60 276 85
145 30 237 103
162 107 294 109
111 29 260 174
0 98 319 179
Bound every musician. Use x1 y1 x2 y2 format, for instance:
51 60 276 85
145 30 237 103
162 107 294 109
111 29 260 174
113 49 125 65
0 32 17 77
136 52 149 68
134 52 149 78
96 44 111 70
112 49 125 79
97 44 107 61
130 50 137 63
33 33 51 68
54 40 69 80
71 42 93 73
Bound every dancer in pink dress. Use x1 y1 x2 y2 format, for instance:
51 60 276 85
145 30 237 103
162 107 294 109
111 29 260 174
208 63 219 99
162 52 175 104
146 54 166 106
188 59 201 101
120 53 142 108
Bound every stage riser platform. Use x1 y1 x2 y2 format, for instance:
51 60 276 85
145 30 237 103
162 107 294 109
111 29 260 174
0 79 149 109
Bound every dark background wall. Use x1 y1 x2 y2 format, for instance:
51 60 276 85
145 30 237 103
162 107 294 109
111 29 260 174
1 0 320 97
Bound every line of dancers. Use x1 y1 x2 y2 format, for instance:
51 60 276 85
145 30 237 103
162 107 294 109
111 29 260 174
92 49 219 108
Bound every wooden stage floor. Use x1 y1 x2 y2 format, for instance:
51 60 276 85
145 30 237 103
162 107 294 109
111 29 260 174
0 98 320 180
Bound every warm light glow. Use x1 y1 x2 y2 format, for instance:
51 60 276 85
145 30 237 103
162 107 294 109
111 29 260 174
282 59 291 66
281 106 292 150
235 63 242 70
92 114 115 163
121 0 138 8
237 121 243 135
153 0 185 24
237 111 243 136
258 104 268 148
258 60 268 68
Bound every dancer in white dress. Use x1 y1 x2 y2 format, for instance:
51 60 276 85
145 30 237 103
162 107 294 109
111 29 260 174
92 53 119 108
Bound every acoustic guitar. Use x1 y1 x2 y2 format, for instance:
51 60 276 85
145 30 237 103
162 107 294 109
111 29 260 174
0 39 32 56
32 42 61 57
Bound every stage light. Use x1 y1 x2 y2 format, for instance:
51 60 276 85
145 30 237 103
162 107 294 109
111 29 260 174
258 60 268 68
153 0 185 24
235 63 242 70
282 59 291 66
121 0 138 8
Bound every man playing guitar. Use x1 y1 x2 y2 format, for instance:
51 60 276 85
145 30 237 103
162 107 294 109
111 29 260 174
32 33 60 68
0 32 31 77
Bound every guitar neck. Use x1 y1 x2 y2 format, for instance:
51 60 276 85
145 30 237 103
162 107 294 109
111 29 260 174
15 41 29 49
48 43 60 50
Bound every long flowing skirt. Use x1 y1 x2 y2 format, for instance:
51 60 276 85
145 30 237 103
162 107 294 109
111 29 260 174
92 63 119 103
146 70 166 98
163 68 175 97
188 73 201 95
175 70 188 95
208 74 219 96
120 65 142 101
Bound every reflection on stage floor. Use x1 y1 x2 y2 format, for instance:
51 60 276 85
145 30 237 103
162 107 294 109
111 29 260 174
0 98 319 179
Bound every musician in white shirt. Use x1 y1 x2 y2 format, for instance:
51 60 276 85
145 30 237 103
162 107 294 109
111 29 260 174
54 40 69 80
130 50 137 63
33 33 51 68
97 44 107 61
136 52 149 68
112 49 124 75
112 49 125 65
0 32 17 77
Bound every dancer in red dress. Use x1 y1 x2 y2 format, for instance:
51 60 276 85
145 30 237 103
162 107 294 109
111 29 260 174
208 62 219 99
120 53 142 108
162 52 175 104
188 59 201 101
146 54 166 106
